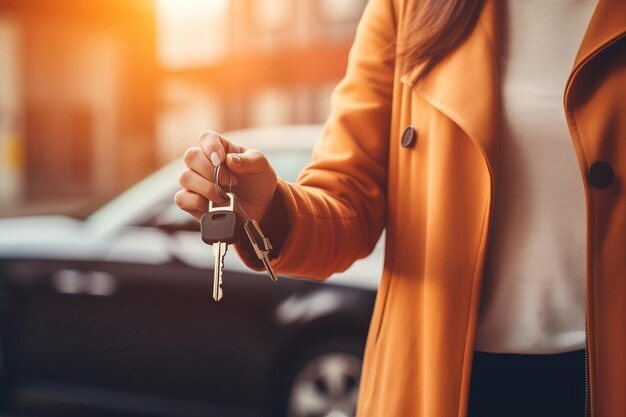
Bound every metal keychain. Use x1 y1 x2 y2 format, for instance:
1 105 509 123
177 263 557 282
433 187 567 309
213 164 278 282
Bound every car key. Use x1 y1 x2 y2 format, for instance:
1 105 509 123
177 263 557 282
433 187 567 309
201 192 240 301
243 218 278 281
231 194 278 282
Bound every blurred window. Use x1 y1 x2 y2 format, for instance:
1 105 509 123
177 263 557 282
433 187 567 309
0 18 21 110
139 149 311 231
156 0 229 68
157 79 223 164
318 0 366 40
320 0 364 23
249 88 292 127
253 0 292 32
0 18 23 205
265 150 312 183
315 83 337 123
145 200 199 232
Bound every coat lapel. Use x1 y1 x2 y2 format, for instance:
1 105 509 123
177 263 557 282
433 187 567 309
397 0 626 176
400 0 500 175
569 0 626 90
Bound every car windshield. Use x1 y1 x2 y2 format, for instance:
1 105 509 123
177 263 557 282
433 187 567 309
85 149 312 236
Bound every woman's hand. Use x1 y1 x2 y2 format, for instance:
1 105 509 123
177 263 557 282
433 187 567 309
175 130 278 222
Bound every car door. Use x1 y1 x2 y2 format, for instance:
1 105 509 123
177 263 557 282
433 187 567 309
12 199 294 412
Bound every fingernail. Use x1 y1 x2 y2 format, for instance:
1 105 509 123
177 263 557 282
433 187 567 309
210 152 222 166
231 155 242 166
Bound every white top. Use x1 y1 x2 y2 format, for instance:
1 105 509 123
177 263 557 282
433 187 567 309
474 0 597 354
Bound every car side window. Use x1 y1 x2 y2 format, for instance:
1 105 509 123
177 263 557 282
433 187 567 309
142 201 200 233
265 150 312 182
139 150 312 232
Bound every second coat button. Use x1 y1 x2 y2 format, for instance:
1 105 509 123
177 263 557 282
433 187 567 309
588 161 614 189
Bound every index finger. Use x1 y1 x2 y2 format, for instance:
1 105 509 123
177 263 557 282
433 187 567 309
198 130 246 167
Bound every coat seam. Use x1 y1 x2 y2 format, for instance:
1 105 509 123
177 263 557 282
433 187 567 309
456 192 491 417
564 106 596 417
413 86 494 176
408 81 497 417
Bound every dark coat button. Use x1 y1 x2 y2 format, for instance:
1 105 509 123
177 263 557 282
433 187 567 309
401 125 417 148
588 161 614 189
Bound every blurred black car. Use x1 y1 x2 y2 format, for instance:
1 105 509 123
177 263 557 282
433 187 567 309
0 125 383 417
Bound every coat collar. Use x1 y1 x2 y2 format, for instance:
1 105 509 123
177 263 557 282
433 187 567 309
566 0 626 108
573 0 626 73
400 0 626 177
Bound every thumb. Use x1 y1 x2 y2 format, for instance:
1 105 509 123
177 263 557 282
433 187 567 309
225 149 269 175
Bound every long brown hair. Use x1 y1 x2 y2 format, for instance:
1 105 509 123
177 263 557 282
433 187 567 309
397 0 485 80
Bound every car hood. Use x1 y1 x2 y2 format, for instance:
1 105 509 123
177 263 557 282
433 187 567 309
0 215 171 264
0 215 383 290
0 215 101 259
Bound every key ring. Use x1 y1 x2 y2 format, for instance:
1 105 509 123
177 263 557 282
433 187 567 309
214 163 232 201
213 162 252 222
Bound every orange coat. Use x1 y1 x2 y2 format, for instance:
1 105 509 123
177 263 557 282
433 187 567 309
238 0 626 415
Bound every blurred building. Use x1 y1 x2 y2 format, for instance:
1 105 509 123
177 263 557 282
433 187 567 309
0 0 158 215
0 0 366 217
156 0 367 163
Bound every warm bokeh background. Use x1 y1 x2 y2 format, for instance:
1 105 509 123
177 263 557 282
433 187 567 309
0 0 367 218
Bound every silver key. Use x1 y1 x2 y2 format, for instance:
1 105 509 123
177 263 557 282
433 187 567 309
201 193 239 301
212 241 226 301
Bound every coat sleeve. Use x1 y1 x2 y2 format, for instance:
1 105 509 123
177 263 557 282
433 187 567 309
236 0 397 279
